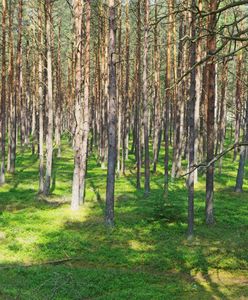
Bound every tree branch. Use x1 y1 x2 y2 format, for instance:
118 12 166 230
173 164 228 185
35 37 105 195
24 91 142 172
181 142 248 177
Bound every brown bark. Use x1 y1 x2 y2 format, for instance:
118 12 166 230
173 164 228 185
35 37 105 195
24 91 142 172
171 8 185 179
218 59 228 173
164 0 172 195
143 0 150 194
38 0 44 193
135 0 141 189
44 0 54 195
0 0 7 184
188 0 196 238
106 0 117 226
234 51 243 161
7 0 14 173
152 0 161 174
121 0 130 175
79 0 91 204
206 0 217 225
55 19 62 158
71 0 83 210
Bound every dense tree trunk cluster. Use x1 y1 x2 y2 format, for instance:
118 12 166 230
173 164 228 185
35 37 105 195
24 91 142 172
0 0 248 235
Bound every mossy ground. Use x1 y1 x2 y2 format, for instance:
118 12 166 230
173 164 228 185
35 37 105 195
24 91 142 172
0 139 248 299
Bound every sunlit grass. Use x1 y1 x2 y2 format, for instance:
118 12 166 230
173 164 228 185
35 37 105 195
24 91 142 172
0 138 247 299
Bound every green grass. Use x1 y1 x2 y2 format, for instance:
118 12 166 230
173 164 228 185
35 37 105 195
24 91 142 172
0 139 248 299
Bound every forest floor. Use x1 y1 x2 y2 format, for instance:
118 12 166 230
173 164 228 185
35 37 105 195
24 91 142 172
0 139 248 299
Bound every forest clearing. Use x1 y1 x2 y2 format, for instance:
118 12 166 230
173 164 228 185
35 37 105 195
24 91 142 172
0 0 248 299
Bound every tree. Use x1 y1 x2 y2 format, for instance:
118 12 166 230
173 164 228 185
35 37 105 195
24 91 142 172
79 0 91 203
206 0 218 225
235 95 248 192
0 0 7 184
188 0 197 238
143 0 150 194
71 0 83 210
106 0 117 226
43 0 54 196
164 0 172 196
38 0 44 193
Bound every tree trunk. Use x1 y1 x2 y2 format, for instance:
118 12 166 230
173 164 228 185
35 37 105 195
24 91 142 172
121 0 130 175
44 0 54 195
164 0 172 196
0 0 7 184
79 0 91 204
152 0 161 174
206 0 217 225
38 0 44 193
218 59 228 174
106 0 117 226
188 0 196 238
234 52 243 161
71 0 83 210
143 0 150 194
135 0 141 189
235 96 248 193
55 19 62 158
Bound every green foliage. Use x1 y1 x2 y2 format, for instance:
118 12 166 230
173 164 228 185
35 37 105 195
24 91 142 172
0 140 248 299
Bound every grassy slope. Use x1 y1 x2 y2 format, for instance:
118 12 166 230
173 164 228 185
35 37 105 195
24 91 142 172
0 139 248 299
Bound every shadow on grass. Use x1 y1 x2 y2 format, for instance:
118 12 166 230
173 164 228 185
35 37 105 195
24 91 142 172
0 144 248 299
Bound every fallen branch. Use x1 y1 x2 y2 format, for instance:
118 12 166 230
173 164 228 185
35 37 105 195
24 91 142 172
181 142 248 178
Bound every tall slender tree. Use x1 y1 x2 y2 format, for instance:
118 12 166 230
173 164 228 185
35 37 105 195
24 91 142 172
0 0 7 184
188 0 196 238
106 0 117 226
206 0 218 225
44 0 54 195
143 0 150 194
71 0 83 210
38 0 44 193
79 0 91 203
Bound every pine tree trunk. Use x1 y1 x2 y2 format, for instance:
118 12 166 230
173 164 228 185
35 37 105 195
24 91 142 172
44 0 53 195
106 0 117 226
55 19 62 158
152 0 161 174
234 52 242 161
135 0 141 189
121 0 130 175
7 1 14 173
143 0 150 194
38 0 44 193
188 0 196 238
71 0 83 210
79 0 91 204
206 0 217 225
0 0 7 184
164 0 172 196
235 97 248 192
218 59 228 174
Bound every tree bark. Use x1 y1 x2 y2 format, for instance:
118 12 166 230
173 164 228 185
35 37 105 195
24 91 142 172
143 0 150 194
71 0 83 210
164 0 172 196
44 0 54 195
188 0 196 238
121 0 130 175
38 0 44 193
79 0 91 204
206 0 217 225
218 59 228 174
0 0 7 184
106 0 117 226
235 96 248 192
233 52 243 161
